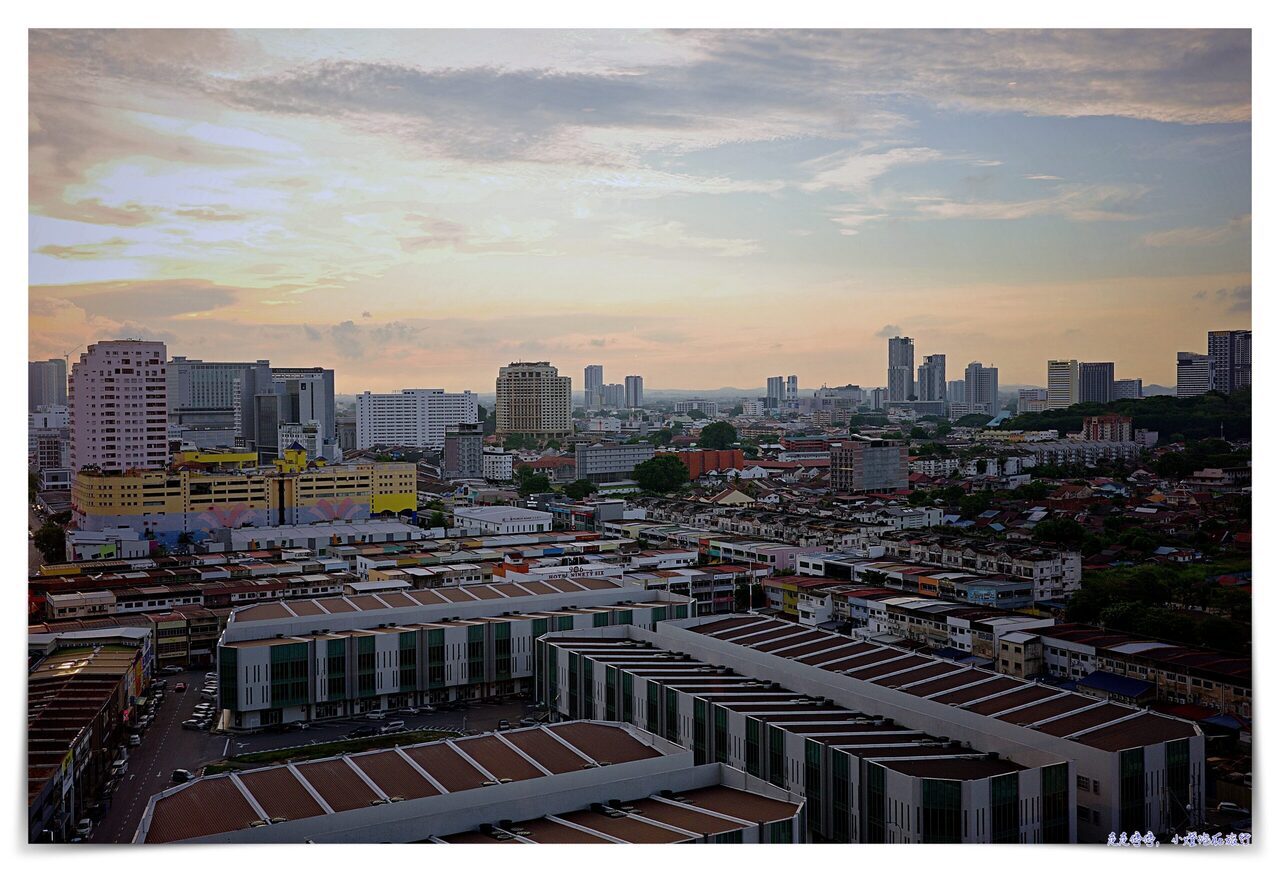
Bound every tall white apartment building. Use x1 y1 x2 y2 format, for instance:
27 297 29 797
584 364 604 409
355 388 478 450
785 374 798 402
1176 352 1214 398
69 340 169 474
887 336 914 402
765 375 785 409
495 362 572 437
28 358 67 411
624 374 644 408
1046 359 1079 409
964 362 999 416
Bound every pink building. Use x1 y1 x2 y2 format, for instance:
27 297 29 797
69 340 169 473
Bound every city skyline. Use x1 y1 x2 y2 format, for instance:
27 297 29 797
29 29 1250 391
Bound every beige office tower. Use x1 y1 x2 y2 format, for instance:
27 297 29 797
1046 359 1079 409
495 362 572 437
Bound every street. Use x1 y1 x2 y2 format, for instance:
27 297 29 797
89 669 226 844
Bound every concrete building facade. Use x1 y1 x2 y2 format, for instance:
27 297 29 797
69 340 169 474
495 362 572 438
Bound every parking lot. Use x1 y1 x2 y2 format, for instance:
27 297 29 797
88 669 226 844
228 698 542 756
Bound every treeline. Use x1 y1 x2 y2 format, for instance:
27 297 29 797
1003 389 1251 443
1066 561 1252 654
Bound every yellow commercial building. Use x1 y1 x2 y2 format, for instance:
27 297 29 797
72 451 416 544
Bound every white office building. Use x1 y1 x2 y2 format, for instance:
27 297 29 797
1176 352 1214 398
355 388 478 450
69 340 169 474
1046 360 1079 409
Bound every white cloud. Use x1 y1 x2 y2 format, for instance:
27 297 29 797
1141 214 1251 248
611 220 760 257
800 147 943 193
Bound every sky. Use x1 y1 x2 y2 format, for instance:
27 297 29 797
28 29 1251 393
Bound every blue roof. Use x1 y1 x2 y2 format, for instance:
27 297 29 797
1079 670 1154 699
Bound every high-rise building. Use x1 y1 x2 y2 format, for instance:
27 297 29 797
916 354 946 403
1078 362 1115 404
1176 352 1214 398
887 336 914 402
234 367 339 463
624 375 644 408
946 379 967 404
869 387 888 411
1112 378 1143 400
584 364 604 409
830 436 908 493
1082 415 1133 442
601 383 625 408
355 389 478 450
964 362 999 416
785 375 798 403
443 422 484 480
1018 388 1049 414
69 340 169 474
28 358 67 411
766 376 785 409
1046 360 1080 409
1207 330 1251 393
495 362 572 437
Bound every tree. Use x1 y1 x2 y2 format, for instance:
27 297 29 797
34 522 65 562
429 510 447 529
698 421 737 450
958 491 993 519
563 479 599 500
688 409 707 420
515 467 552 496
647 428 674 447
634 454 690 493
731 404 744 416
955 414 992 428
1032 516 1086 547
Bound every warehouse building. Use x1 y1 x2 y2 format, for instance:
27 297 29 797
135 721 803 844
538 615 1205 843
216 578 692 729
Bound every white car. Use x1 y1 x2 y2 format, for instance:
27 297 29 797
75 819 92 838
366 711 387 720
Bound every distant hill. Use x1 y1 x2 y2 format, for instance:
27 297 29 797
1002 388 1250 443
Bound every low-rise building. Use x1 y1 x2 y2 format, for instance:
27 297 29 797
453 506 553 535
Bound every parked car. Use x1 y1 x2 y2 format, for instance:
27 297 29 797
519 717 538 727
366 711 386 720
174 682 186 692
205 672 217 679
171 769 193 783
1217 802 1249 815
127 734 141 747
182 719 200 730
347 726 376 739
382 720 406 733
162 665 183 675
75 819 92 838
422 704 436 713
401 707 418 716
497 719 511 731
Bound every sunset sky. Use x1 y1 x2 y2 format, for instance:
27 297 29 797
29 29 1251 393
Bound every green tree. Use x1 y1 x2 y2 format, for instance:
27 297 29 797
688 409 708 420
1032 516 1086 547
516 470 552 496
647 428 674 447
563 479 599 500
429 510 447 529
698 421 738 450
634 454 690 493
34 522 66 562
958 491 993 519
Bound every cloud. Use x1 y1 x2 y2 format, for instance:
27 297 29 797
912 183 1150 222
875 324 903 338
801 147 943 192
39 280 242 321
1193 285 1251 313
1141 214 1251 248
35 238 133 260
303 319 425 360
1024 174 1063 181
611 220 760 257
361 311 372 319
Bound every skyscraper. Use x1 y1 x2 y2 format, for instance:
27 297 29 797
766 376 785 409
69 340 169 474
584 364 604 409
1046 360 1080 409
1113 378 1143 400
1018 388 1049 413
1078 362 1115 404
946 379 967 404
624 375 644 408
887 336 914 402
28 358 67 411
964 362 999 416
1207 330 1251 393
785 375 798 403
1176 352 1213 398
495 362 572 437
355 389 478 450
916 354 946 403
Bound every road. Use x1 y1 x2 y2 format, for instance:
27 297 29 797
90 670 226 844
